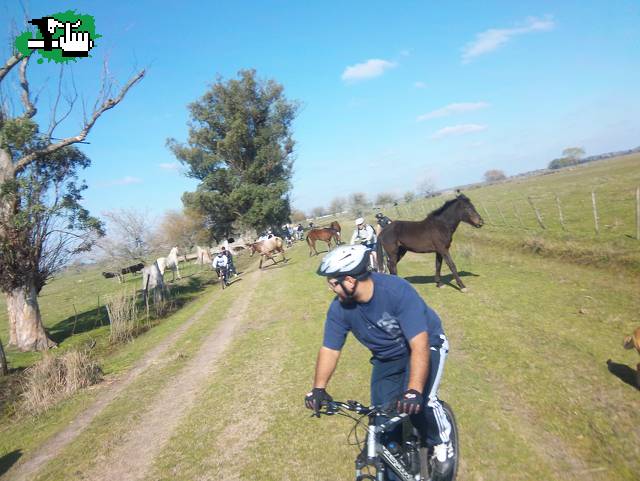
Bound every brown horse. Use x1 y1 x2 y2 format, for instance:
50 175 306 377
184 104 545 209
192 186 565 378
377 192 483 291
306 228 340 256
329 221 342 243
250 236 287 269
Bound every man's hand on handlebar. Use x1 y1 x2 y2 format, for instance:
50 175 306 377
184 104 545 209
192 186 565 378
305 387 333 416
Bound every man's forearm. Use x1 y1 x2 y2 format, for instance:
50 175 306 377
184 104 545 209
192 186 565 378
313 347 341 388
407 332 429 393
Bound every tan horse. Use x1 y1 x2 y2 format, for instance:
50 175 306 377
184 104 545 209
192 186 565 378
306 228 340 256
250 236 287 269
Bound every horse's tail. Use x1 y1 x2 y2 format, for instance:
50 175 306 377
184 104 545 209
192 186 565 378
376 238 386 272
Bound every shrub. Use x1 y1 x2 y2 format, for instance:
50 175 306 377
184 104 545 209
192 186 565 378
21 350 102 415
106 289 139 344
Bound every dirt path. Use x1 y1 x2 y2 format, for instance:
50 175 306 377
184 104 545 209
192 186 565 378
77 269 261 481
5 275 244 481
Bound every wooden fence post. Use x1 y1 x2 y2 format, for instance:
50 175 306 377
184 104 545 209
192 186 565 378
0 337 8 376
527 196 546 229
555 194 566 231
591 191 599 234
636 187 639 240
513 203 525 228
480 202 493 225
496 205 508 226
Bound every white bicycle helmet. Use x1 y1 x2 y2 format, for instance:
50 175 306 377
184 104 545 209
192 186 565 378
355 217 364 226
317 244 370 279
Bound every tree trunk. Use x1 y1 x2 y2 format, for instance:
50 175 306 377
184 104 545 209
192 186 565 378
5 281 56 351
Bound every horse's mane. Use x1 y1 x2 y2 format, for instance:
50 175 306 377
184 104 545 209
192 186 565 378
427 194 469 219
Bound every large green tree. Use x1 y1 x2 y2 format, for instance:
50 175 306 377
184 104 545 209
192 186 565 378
168 70 298 241
0 51 144 351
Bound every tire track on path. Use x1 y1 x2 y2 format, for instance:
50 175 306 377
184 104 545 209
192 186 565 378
6 278 229 481
79 269 261 481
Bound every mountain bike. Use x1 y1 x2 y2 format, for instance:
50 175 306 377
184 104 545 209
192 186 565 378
216 266 229 290
314 399 458 481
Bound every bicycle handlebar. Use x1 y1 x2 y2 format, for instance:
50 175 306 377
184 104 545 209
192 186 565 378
315 399 396 417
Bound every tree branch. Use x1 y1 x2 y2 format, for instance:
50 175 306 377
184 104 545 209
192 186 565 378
19 56 36 119
0 52 24 84
14 68 145 174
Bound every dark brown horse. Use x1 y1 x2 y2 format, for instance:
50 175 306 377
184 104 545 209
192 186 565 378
306 228 340 256
377 192 483 291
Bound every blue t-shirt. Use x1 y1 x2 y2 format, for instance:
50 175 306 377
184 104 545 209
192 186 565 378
322 273 445 360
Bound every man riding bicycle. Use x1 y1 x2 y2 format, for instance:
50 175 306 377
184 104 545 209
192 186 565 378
221 246 237 278
304 244 454 479
351 217 378 267
213 250 229 285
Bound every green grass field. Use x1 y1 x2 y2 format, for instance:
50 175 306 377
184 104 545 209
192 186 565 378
0 155 639 480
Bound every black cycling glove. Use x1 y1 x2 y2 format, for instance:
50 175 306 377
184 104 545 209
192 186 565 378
396 389 423 415
305 387 333 414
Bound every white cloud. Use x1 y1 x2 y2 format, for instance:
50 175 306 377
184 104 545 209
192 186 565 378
159 162 180 171
414 81 427 89
417 102 489 121
341 59 397 82
112 176 143 185
432 124 487 140
462 16 555 63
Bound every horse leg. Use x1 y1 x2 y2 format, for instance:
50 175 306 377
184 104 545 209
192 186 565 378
259 255 264 269
435 253 444 288
442 251 466 292
385 243 399 275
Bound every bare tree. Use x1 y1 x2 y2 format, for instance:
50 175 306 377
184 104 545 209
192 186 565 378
403 191 416 203
348 192 371 216
483 169 506 182
375 192 397 206
0 48 145 351
328 196 347 214
157 208 208 254
98 209 158 270
310 206 327 218
290 209 306 222
416 178 436 197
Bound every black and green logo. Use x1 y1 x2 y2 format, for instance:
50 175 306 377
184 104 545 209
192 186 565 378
15 10 100 64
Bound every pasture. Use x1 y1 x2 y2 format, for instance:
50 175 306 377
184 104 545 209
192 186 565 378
0 155 638 480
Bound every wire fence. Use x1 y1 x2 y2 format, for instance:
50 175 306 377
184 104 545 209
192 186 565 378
394 186 640 241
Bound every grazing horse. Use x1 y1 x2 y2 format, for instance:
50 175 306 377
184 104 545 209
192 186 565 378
250 236 287 269
377 192 483 292
157 246 181 281
329 221 342 244
306 228 340 256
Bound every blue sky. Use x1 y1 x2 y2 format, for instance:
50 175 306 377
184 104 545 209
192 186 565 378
3 0 639 218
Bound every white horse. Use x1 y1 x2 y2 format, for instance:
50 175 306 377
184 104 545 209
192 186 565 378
156 246 181 282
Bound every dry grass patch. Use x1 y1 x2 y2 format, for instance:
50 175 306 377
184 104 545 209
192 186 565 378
21 349 102 415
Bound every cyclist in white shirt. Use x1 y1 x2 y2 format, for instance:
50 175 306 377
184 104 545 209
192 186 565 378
350 217 378 267
213 251 229 285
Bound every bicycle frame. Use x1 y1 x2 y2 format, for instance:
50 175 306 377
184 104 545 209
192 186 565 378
358 412 418 481
321 401 420 481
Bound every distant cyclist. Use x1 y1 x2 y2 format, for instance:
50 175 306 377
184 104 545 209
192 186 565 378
304 245 454 480
213 251 229 285
350 217 377 267
221 246 237 277
374 212 393 237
